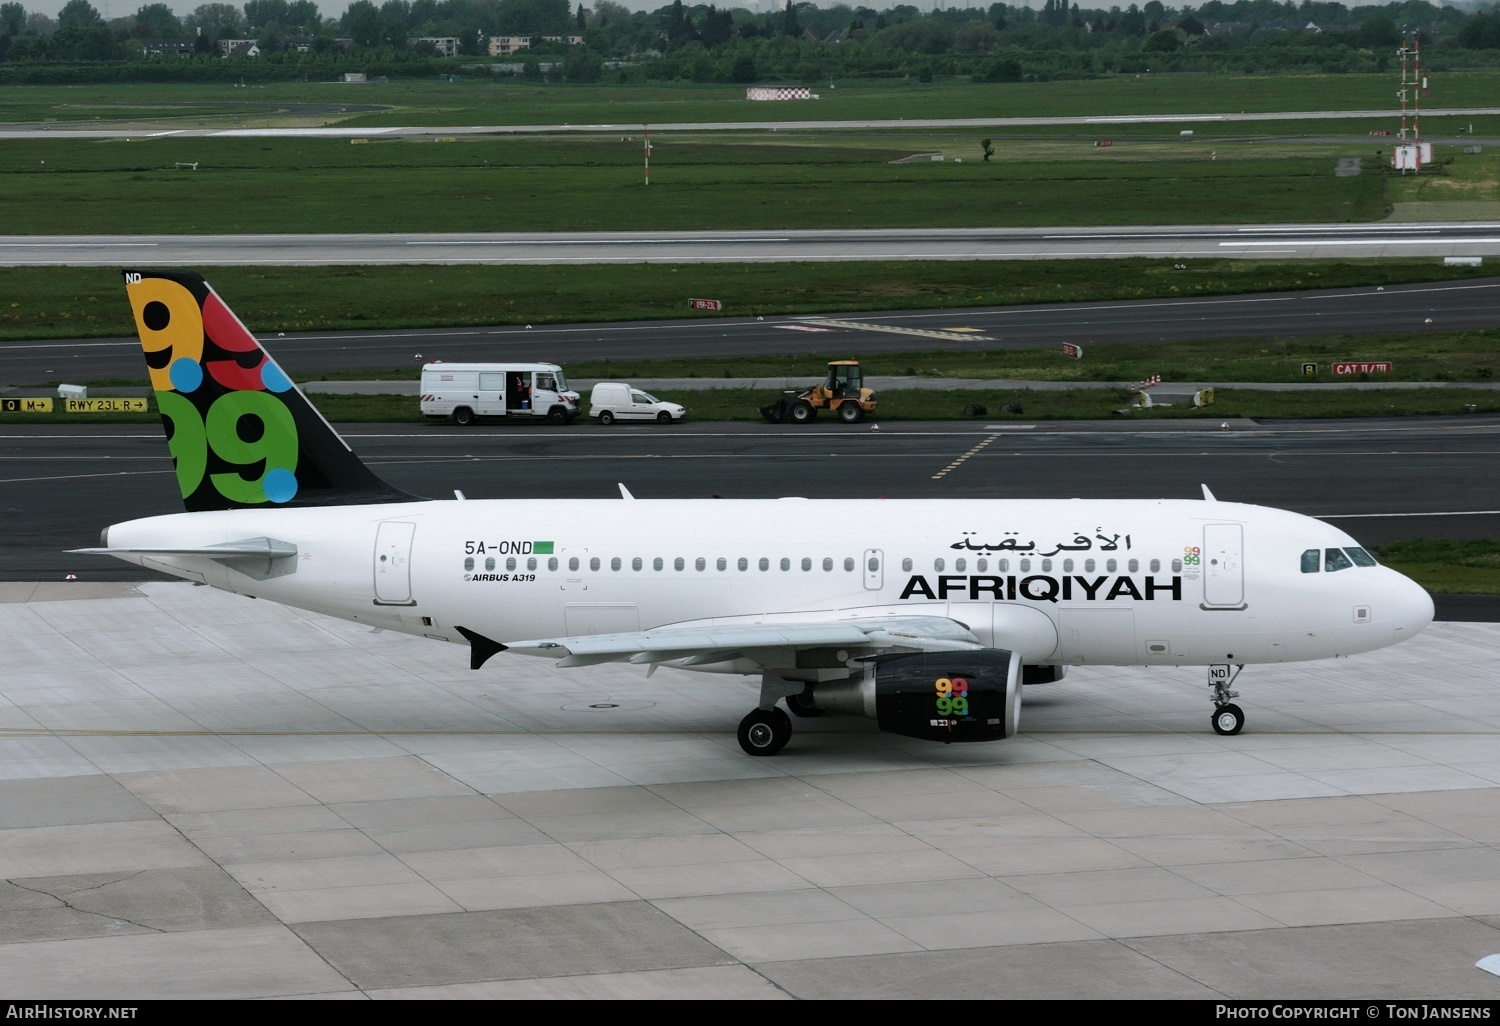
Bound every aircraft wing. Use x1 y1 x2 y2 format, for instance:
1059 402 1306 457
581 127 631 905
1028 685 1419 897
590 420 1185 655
504 614 983 670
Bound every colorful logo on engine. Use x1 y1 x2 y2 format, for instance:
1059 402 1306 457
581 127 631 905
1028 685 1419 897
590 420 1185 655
127 275 298 505
934 677 969 718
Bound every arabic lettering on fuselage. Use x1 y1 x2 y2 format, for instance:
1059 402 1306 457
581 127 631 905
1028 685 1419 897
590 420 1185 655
951 529 1132 557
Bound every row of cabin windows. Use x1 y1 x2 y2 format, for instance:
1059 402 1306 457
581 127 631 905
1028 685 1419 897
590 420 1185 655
1300 546 1379 574
466 555 865 573
462 554 1181 574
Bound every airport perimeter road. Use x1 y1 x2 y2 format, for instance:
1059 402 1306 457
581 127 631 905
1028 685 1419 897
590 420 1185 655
3 278 1498 385
4 224 1500 266
6 416 1499 582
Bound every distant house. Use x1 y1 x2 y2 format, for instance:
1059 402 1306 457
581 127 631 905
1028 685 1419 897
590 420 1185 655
485 34 583 56
415 36 460 57
219 39 260 57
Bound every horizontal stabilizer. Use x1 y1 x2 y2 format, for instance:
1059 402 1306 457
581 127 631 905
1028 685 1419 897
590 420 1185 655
70 536 299 581
72 537 297 560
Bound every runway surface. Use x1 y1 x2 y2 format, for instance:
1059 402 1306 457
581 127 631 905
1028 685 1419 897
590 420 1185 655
3 581 1500 999
5 224 1500 266
6 416 1500 607
4 277 1498 385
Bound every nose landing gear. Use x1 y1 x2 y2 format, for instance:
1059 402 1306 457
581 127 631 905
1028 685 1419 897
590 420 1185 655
1209 663 1246 736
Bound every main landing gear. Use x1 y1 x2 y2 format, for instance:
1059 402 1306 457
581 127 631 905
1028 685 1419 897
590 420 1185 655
1209 664 1246 736
737 673 804 756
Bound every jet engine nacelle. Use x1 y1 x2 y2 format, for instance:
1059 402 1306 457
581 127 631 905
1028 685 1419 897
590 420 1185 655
810 649 1022 743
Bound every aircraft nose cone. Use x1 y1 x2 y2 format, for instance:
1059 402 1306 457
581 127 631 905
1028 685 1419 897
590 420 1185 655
1391 571 1435 641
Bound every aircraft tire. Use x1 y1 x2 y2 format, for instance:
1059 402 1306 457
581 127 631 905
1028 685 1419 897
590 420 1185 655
1211 703 1245 736
738 709 791 755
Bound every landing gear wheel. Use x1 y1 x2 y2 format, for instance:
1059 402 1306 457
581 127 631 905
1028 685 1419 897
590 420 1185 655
737 708 792 755
790 401 815 423
1211 703 1245 736
785 689 824 718
838 402 863 424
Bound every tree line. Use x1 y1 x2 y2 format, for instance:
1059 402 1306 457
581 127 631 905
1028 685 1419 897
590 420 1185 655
3 0 1499 84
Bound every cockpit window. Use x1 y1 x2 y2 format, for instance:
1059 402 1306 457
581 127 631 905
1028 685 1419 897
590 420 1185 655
1345 547 1377 567
1301 549 1320 574
1325 548 1354 572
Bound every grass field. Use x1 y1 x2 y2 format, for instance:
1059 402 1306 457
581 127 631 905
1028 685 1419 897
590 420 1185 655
6 74 1500 126
1 136 1391 233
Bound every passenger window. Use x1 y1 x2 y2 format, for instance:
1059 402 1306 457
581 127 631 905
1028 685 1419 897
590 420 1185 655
902 557 912 572
759 557 770 571
672 557 684 571
1325 548 1354 572
1150 559 1160 573
568 557 579 571
507 557 517 571
547 557 558 571
1041 558 1052 572
801 557 812 571
1127 559 1139 573
1019 559 1030 572
591 557 601 571
822 557 833 571
527 557 537 571
464 557 474 571
955 558 966 572
696 557 706 571
868 555 880 572
998 559 1009 572
1346 547 1377 567
716 557 726 571
611 557 621 571
1106 559 1117 572
780 557 791 571
486 557 495 571
1172 558 1182 572
652 557 663 571
934 558 945 572
738 557 748 571
1301 549 1320 574
976 558 988 572
632 557 642 571
844 557 855 572
1084 559 1095 572
1062 559 1073 572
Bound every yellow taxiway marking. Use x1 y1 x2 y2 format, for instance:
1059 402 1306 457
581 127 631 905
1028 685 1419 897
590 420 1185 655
933 433 999 480
800 318 995 342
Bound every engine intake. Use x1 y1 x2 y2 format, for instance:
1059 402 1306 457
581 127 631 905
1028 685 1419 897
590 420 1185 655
810 649 1022 743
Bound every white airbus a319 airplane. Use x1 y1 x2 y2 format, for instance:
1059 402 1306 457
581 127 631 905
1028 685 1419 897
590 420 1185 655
80 270 1435 756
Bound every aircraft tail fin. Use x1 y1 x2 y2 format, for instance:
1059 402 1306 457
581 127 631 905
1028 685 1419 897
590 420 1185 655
122 269 417 512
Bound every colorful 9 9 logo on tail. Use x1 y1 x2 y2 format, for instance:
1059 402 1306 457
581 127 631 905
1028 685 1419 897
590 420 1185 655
124 270 300 510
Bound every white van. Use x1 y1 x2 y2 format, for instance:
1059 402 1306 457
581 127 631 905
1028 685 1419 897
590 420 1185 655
420 363 580 425
589 382 686 425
